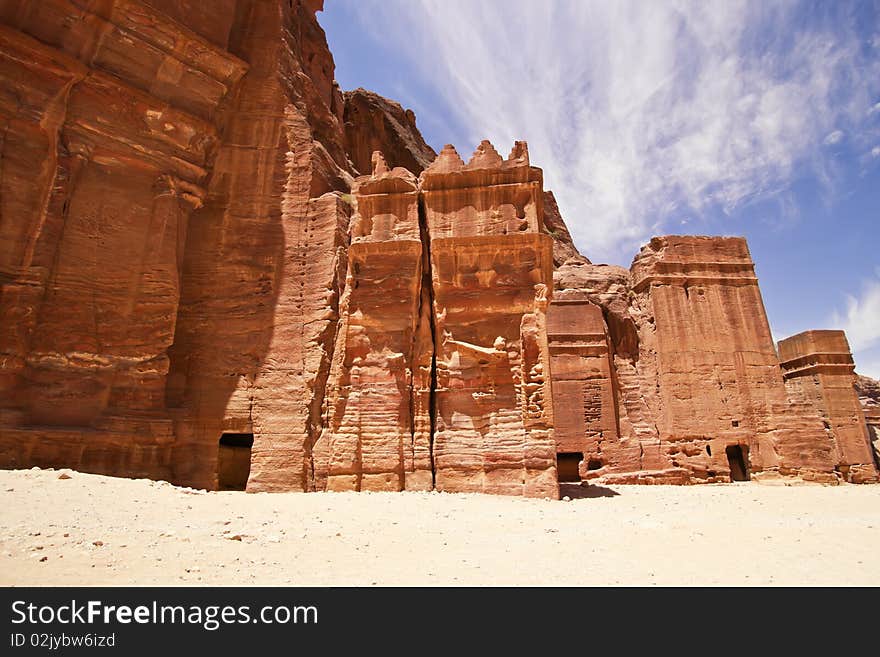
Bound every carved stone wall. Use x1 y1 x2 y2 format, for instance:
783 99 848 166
0 0 245 479
316 142 559 497
315 155 432 491
779 330 878 483
626 236 838 483
546 292 618 480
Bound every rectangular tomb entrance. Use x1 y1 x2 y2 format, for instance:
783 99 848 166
218 433 254 491
557 452 583 483
725 444 750 482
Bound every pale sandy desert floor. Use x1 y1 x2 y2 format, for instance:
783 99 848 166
1 468 878 586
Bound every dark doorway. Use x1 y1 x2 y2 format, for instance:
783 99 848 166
725 444 750 482
557 452 583 483
218 433 254 491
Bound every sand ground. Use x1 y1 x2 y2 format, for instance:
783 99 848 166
1 468 878 586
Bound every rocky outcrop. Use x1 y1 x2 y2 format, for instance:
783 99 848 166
543 191 585 268
857 375 880 407
856 375 880 467
166 0 354 492
343 88 436 175
550 235 844 484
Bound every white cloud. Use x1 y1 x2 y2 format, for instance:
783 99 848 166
823 130 845 145
854 354 880 380
830 273 880 357
347 0 880 263
872 146 880 158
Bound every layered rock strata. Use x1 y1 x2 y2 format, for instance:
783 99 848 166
315 154 432 492
855 375 880 466
778 331 878 482
164 0 354 492
0 0 247 479
0 0 354 491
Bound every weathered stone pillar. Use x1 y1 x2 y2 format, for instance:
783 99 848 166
779 330 879 483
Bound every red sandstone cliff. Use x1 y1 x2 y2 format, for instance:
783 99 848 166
0 0 355 491
0 0 875 493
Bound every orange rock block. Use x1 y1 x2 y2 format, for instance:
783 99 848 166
423 142 558 497
627 236 838 482
316 156 432 491
779 331 878 483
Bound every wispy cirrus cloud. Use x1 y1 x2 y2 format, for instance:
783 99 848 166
831 277 880 380
830 272 880 376
347 0 880 263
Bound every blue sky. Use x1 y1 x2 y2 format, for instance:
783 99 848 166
319 0 880 377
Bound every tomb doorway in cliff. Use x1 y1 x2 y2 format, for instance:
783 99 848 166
218 433 254 490
725 444 750 482
557 452 583 482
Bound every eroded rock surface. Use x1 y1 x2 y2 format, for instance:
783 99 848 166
315 142 559 497
543 190 585 268
422 141 557 497
0 0 247 480
1 0 875 494
0 0 352 492
550 235 845 485
315 154 432 492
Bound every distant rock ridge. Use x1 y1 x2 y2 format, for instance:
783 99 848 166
856 375 880 467
542 190 588 268
342 88 436 176
857 374 880 406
